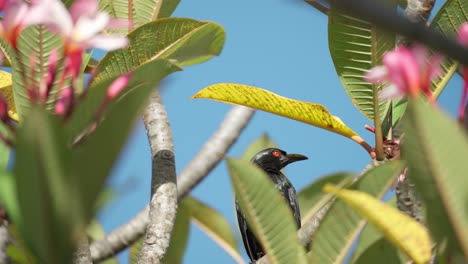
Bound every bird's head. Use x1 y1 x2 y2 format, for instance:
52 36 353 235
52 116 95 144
250 148 308 172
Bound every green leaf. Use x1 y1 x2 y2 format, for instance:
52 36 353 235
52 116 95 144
241 133 278 163
161 198 191 264
307 161 404 264
430 0 468 99
13 26 64 119
328 2 395 130
129 237 143 264
134 0 181 27
403 99 468 258
297 173 354 222
349 197 403 264
0 172 19 227
99 0 180 34
193 83 369 148
14 107 78 263
93 18 225 85
324 184 432 264
6 225 38 264
227 158 308 264
70 59 179 222
186 196 243 264
66 59 180 145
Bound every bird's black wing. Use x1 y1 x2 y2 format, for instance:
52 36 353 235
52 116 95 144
287 186 301 228
235 199 265 262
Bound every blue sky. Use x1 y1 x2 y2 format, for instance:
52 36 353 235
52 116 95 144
98 0 462 263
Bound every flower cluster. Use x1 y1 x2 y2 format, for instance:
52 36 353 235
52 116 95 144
0 0 132 146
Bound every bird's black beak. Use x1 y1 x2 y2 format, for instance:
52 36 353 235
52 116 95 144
281 153 308 166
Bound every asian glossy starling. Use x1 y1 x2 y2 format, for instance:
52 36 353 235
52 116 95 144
235 148 308 263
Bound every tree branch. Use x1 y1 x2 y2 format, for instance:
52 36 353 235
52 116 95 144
90 105 255 261
137 91 178 263
137 150 177 263
72 235 92 264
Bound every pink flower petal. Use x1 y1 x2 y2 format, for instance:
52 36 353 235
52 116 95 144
74 12 110 41
27 0 73 35
85 35 129 50
55 87 72 115
379 84 403 100
364 66 388 83
457 23 468 46
107 72 133 99
70 0 99 24
384 46 421 97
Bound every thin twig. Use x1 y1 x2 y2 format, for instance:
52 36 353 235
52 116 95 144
138 91 177 263
90 105 255 261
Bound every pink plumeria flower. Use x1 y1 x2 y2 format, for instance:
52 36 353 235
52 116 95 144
28 0 128 77
457 23 468 122
365 44 444 104
106 72 133 100
0 0 38 48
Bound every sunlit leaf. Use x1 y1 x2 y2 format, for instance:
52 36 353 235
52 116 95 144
329 3 395 131
308 161 404 264
349 197 403 264
227 158 309 264
186 196 244 264
0 71 18 122
193 83 365 145
403 99 468 258
323 184 432 264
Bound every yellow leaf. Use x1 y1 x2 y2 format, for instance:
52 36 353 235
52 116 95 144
0 71 18 122
192 83 370 151
323 184 432 264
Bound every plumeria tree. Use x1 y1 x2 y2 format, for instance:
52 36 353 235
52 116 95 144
0 0 468 263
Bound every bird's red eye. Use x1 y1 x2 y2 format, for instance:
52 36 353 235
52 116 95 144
272 150 281 157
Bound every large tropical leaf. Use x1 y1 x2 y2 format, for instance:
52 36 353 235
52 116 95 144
307 161 404 264
70 59 179 222
66 59 180 145
328 2 395 130
349 197 402 264
192 83 369 149
227 158 309 264
324 184 432 264
92 18 225 85
13 26 64 119
14 107 78 263
403 99 468 259
186 197 244 264
430 0 468 98
99 0 180 34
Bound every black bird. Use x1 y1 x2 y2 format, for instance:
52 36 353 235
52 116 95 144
235 148 308 262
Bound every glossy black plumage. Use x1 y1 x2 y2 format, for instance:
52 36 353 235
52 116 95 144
235 148 307 262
